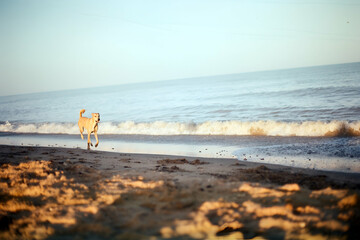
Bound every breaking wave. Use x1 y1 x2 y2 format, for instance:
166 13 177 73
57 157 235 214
1 120 359 137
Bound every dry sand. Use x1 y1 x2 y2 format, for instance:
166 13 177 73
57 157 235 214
0 144 359 239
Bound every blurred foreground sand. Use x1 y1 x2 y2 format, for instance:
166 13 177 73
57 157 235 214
0 145 359 239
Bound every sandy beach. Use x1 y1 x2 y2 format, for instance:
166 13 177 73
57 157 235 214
0 144 359 239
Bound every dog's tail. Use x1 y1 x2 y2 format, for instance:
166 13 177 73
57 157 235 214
80 109 85 117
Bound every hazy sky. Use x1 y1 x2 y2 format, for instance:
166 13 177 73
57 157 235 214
1 0 359 96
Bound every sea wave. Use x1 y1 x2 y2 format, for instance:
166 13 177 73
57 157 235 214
0 120 359 137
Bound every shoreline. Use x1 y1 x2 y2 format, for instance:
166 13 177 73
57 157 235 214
2 144 360 184
2 133 360 173
1 144 359 239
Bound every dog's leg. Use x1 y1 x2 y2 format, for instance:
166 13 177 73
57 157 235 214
79 126 84 140
87 132 93 150
94 131 99 147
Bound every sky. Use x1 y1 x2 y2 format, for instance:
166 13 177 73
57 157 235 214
0 0 360 96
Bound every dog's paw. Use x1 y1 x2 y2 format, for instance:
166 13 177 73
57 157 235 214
90 143 93 147
95 143 98 147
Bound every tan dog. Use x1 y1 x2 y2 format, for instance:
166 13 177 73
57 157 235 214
78 109 100 150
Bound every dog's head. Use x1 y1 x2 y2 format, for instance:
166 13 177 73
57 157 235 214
92 113 100 123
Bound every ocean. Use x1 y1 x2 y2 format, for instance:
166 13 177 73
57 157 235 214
1 62 360 172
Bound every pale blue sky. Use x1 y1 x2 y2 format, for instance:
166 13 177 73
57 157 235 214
1 0 359 96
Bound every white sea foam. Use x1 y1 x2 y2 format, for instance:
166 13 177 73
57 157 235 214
1 120 359 137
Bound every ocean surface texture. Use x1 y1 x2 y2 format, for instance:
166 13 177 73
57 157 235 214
1 62 359 172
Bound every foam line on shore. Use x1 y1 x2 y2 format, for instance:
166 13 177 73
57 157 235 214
1 120 359 137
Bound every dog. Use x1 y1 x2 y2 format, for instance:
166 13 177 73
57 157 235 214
78 109 100 150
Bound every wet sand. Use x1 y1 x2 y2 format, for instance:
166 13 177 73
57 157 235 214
0 144 359 239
